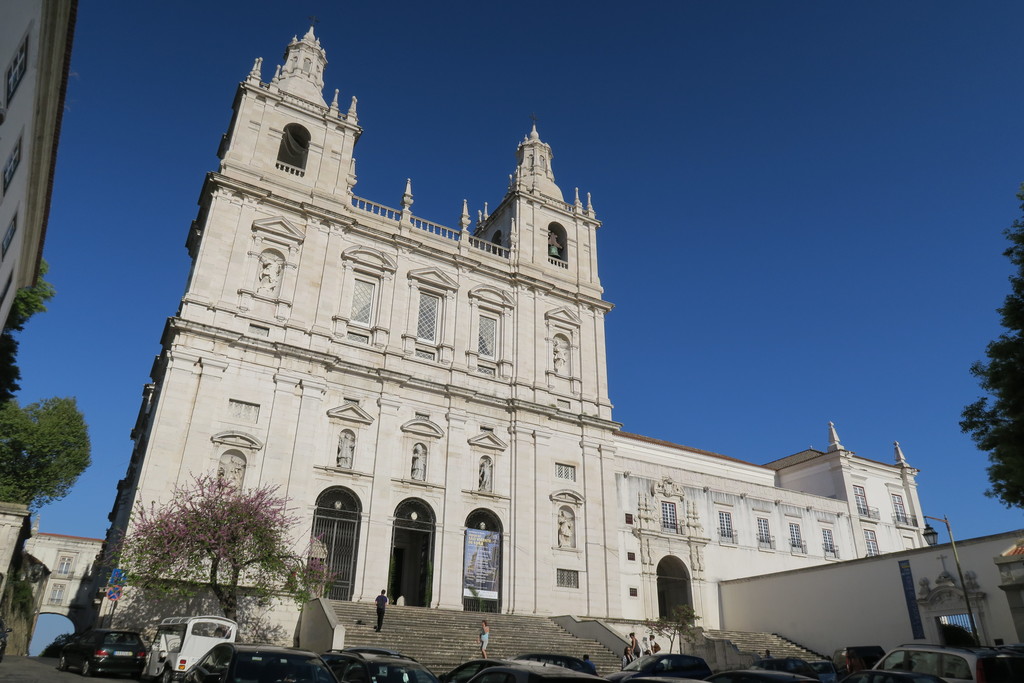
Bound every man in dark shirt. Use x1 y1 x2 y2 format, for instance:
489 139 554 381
374 590 388 632
582 654 597 675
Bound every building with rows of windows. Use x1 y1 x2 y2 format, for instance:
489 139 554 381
102 27 929 636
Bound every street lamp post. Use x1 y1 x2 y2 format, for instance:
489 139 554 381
923 514 981 645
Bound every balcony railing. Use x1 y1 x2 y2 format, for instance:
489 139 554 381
857 504 880 520
719 529 738 545
790 540 807 554
757 535 775 550
893 512 918 527
823 544 840 559
661 521 683 535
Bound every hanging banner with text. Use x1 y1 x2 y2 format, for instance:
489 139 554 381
898 560 926 639
463 529 500 600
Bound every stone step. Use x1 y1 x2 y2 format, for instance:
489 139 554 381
704 630 825 660
326 601 622 676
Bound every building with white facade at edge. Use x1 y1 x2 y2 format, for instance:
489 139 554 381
101 27 931 639
0 0 76 324
24 532 103 632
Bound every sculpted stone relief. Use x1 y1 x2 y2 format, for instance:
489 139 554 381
337 430 355 469
257 250 285 296
557 507 576 548
411 443 427 481
478 456 492 492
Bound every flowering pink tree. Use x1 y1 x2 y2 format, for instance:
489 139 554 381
116 474 332 621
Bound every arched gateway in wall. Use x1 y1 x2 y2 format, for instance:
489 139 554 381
312 487 361 600
656 555 692 618
463 509 503 613
389 499 436 607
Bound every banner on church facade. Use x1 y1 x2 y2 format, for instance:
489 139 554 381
463 528 500 600
898 560 926 639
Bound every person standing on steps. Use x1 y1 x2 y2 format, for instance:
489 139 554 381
581 654 597 675
479 620 490 658
374 589 388 632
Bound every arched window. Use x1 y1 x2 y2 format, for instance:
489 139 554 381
277 123 311 171
256 249 285 296
491 231 503 246
547 222 568 262
557 506 576 548
217 450 246 488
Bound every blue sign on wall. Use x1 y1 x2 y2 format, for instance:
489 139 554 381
898 560 925 639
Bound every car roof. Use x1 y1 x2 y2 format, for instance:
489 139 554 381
476 663 602 678
230 644 320 656
711 671 817 681
888 644 1021 658
324 650 426 665
514 654 585 661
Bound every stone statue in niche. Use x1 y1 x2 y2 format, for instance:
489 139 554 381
411 443 427 481
557 508 575 548
257 252 284 296
553 337 568 374
337 430 355 469
217 453 246 489
478 456 492 491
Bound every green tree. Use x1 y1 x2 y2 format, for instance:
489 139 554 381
0 261 56 402
115 474 333 621
0 397 90 509
962 185 1024 508
643 604 702 654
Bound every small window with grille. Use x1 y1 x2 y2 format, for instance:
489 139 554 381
627 552 636 561
417 292 440 342
478 315 498 359
756 517 771 544
556 569 579 588
625 513 634 525
629 587 638 597
350 279 376 326
555 463 576 481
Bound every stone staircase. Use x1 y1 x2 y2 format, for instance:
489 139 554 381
703 629 826 661
326 602 622 676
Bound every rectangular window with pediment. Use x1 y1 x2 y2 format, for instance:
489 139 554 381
417 292 440 343
478 315 497 359
350 279 376 326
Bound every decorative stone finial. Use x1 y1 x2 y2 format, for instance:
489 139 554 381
586 192 594 215
827 421 844 453
459 199 470 230
894 441 908 466
401 178 414 211
483 202 489 220
330 89 340 110
574 187 583 209
248 57 263 81
348 96 358 122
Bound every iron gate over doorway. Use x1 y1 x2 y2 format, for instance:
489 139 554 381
312 487 361 601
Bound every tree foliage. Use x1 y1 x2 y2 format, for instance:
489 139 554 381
962 186 1024 509
643 604 702 654
115 475 332 621
0 397 90 509
0 261 56 402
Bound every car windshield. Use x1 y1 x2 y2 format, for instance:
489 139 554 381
980 656 1024 683
365 662 439 683
810 661 835 673
233 652 337 683
102 632 143 647
623 655 656 671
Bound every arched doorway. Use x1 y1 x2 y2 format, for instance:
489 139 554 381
389 499 436 607
312 487 362 600
656 555 691 618
463 509 503 613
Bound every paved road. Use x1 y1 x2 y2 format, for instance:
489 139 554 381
0 655 129 681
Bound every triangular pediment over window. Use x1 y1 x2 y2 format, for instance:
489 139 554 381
468 286 515 309
550 489 584 505
341 246 397 273
544 307 581 326
252 216 305 244
468 432 508 451
211 431 264 450
400 418 445 438
326 404 375 425
407 267 459 292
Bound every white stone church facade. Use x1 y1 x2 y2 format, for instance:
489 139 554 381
104 28 928 632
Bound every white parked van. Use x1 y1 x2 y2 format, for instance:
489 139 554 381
142 615 236 682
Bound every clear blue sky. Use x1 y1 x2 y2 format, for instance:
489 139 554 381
16 1 1024 636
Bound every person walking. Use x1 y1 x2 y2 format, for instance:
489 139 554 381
479 620 490 658
641 636 651 656
374 590 388 632
649 636 661 654
621 646 632 669
628 632 639 660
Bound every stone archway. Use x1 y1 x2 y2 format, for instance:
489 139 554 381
463 509 502 613
312 487 362 601
656 555 691 618
389 499 436 607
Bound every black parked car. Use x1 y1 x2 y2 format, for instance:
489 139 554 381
838 671 943 683
57 629 148 678
465 662 604 683
183 643 336 683
606 654 713 683
441 659 516 683
323 648 439 683
751 658 819 679
705 671 816 683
